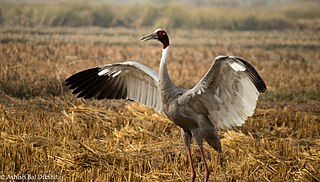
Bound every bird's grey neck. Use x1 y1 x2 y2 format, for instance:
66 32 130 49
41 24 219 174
159 46 176 101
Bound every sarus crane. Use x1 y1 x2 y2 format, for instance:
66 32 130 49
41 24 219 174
65 29 267 182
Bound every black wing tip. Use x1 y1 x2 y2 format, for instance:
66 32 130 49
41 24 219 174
65 66 128 100
256 80 267 93
232 56 267 93
65 67 100 83
258 79 267 93
65 67 101 94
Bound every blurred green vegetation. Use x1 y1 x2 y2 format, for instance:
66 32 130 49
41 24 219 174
0 1 320 30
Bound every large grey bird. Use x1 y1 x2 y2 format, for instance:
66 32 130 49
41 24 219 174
65 29 267 182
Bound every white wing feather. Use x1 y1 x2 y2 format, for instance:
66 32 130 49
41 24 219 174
178 56 266 130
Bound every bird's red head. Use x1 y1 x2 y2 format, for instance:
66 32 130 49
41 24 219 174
141 29 170 49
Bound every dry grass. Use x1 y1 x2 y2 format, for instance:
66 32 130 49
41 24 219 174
0 27 319 181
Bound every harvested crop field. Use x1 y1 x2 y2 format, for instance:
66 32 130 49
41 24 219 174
0 27 320 181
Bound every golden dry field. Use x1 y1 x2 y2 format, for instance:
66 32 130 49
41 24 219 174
0 27 320 181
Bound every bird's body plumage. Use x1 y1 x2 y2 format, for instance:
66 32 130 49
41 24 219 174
65 29 266 182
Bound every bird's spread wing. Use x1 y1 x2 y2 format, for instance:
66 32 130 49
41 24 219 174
65 61 162 111
178 56 266 130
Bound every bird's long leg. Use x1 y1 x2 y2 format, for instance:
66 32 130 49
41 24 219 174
219 151 225 168
199 146 210 182
186 146 196 182
181 129 196 182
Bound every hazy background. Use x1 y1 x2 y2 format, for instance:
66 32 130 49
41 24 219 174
0 0 319 30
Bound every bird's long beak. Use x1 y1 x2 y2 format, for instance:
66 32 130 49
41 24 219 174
141 32 158 42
